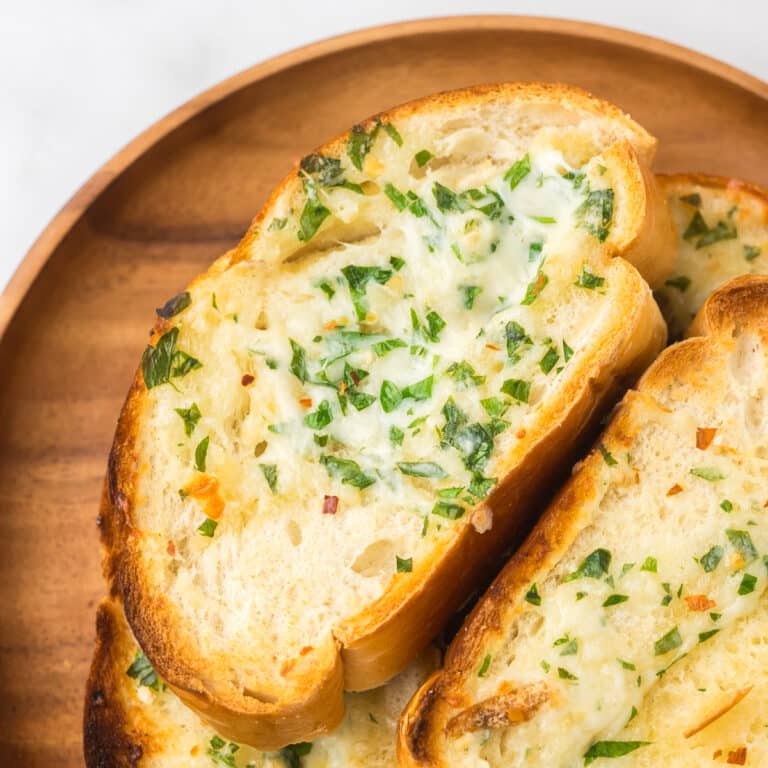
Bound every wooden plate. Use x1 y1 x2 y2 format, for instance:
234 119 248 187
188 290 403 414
1 16 766 765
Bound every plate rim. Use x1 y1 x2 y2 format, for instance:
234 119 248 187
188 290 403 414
2 13 766 340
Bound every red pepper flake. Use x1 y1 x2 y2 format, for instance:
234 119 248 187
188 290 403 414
299 397 313 408
338 381 347 394
323 495 339 515
516 429 526 439
350 370 361 386
485 343 501 351
324 319 337 331
667 483 683 496
241 373 255 386
685 594 716 612
713 750 723 760
696 427 717 450
727 747 747 765
299 645 314 656
167 540 176 556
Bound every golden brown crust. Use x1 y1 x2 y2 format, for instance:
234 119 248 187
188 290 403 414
83 600 147 768
397 275 768 767
104 82 670 749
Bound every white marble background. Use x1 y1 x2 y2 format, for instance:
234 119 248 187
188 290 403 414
2 0 767 292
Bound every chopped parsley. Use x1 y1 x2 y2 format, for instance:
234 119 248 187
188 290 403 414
478 653 492 677
525 583 542 606
156 291 191 319
320 455 376 489
175 403 201 437
141 327 202 389
558 667 578 681
539 346 559 374
683 208 737 249
690 466 725 481
720 499 734 512
126 652 161 690
433 181 468 213
505 320 531 362
700 545 724 572
207 735 239 767
640 556 658 573
289 339 309 383
259 463 278 494
521 270 548 305
446 360 486 388
500 378 531 403
654 626 682 656
603 594 629 607
389 425 404 446
197 517 218 537
563 340 574 362
268 217 287 231
738 573 757 595
319 279 335 299
726 529 758 563
680 193 702 207
584 741 649 765
577 188 614 242
396 555 413 573
279 742 313 768
397 461 446 479
304 400 333 430
598 443 618 466
698 629 720 643
414 149 433 167
341 264 392 321
575 266 605 289
194 436 209 472
744 244 761 261
461 285 482 309
432 501 465 520
504 153 531 190
297 176 330 242
565 548 611 581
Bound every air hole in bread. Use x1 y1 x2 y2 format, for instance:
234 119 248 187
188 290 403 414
282 223 381 265
242 686 279 704
352 539 396 577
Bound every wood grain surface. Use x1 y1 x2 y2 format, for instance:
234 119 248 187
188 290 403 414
0 16 766 767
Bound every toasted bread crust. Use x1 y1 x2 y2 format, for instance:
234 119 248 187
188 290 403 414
105 82 672 748
398 275 768 767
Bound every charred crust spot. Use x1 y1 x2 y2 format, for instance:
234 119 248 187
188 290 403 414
90 688 106 707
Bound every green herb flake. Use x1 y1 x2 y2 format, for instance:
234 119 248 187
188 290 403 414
297 177 330 242
521 270 549 305
197 517 218 538
141 328 179 389
641 556 658 573
577 188 615 242
539 346 559 374
432 501 465 520
654 626 682 656
319 280 336 299
341 264 392 321
397 462 447 479
414 149 433 167
396 555 413 573
477 653 492 677
194 436 210 472
126 652 161 690
500 378 531 403
528 240 543 262
268 217 287 231
726 529 758 563
320 455 376 489
575 266 606 290
690 466 725 482
598 443 618 466
565 548 612 581
433 181 468 213
525 582 542 606
721 499 734 513
288 339 309 383
304 400 333 430
530 215 556 224
563 340 574 362
584 740 650 765
259 463 278 494
603 594 629 607
389 425 404 446
504 154 531 190
744 244 761 261
175 402 201 437
401 375 434 402
558 667 578 681
446 361 486 389
156 291 191 319
461 285 482 310
700 545 724 573
698 629 720 644
665 275 691 292
738 573 757 595
384 182 408 211
618 658 636 671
